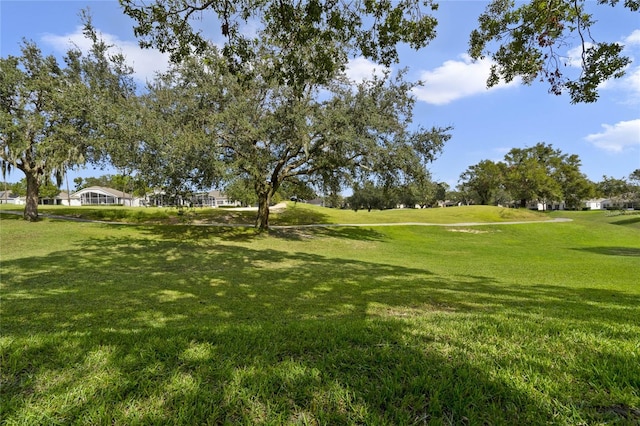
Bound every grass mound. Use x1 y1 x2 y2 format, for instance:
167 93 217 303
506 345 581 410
2 202 549 226
274 203 548 226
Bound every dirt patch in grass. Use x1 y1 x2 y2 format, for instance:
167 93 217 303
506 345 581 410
448 228 491 234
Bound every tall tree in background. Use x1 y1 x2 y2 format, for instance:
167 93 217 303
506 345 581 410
556 154 594 210
501 147 549 208
348 181 390 212
501 143 561 208
0 21 135 221
469 0 636 103
501 143 592 209
458 159 504 205
629 169 640 207
395 177 437 209
597 175 632 208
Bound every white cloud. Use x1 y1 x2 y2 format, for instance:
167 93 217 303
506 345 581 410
567 29 639 65
622 66 640 94
345 57 389 83
412 54 519 105
566 43 594 68
42 26 170 84
624 29 640 46
619 29 640 102
584 119 640 153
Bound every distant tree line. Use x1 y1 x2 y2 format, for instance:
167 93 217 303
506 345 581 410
345 145 640 212
4 146 637 213
346 179 448 211
456 143 639 210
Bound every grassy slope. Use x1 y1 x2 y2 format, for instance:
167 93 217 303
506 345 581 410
275 203 549 225
1 208 639 424
1 202 548 226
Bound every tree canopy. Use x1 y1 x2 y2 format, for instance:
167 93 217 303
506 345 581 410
469 0 637 103
458 143 594 209
120 0 637 103
458 160 503 206
134 46 449 229
120 0 439 85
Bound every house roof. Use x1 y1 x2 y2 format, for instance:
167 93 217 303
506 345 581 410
0 190 16 199
72 186 132 198
56 191 79 200
193 190 229 198
207 190 227 198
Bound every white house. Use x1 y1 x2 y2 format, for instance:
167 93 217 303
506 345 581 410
192 190 239 208
601 198 637 210
64 186 133 206
0 190 18 204
583 198 607 210
40 191 75 205
528 201 557 211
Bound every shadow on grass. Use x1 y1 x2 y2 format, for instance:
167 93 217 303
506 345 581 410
268 226 386 242
2 232 639 424
134 224 260 242
573 246 640 257
610 216 640 227
0 213 22 221
134 223 387 243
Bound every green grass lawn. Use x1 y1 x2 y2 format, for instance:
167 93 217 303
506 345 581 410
1 206 639 424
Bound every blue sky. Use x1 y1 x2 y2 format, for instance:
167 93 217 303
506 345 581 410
1 0 639 189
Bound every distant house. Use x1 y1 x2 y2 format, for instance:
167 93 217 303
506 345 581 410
135 189 239 208
140 190 173 207
526 201 552 211
583 199 607 210
192 190 239 208
307 198 324 206
65 186 133 206
40 191 75 205
522 198 638 211
534 201 568 211
0 190 17 204
601 198 638 210
436 200 457 208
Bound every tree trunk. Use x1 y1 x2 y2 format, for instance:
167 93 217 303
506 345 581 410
24 171 41 221
256 190 271 231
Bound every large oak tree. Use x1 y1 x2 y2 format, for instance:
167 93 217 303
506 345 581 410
138 47 449 229
0 22 135 221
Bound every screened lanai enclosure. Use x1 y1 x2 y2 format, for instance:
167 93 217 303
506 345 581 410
72 187 133 206
80 191 118 205
192 190 240 208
